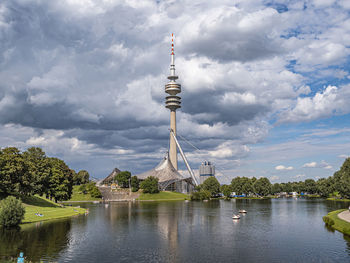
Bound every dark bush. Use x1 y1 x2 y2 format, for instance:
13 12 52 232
323 216 335 226
190 190 211 201
0 196 25 228
140 176 159 194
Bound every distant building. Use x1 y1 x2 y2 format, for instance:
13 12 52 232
199 161 215 184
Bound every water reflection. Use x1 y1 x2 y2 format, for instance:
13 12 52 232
0 199 350 262
0 219 72 262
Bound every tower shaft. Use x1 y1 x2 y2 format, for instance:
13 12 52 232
165 33 181 170
170 110 178 170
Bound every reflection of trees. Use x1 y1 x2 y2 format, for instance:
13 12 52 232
0 219 71 262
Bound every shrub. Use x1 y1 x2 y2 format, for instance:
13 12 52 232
131 176 139 192
323 216 335 226
190 190 211 201
0 196 25 228
90 187 102 198
140 176 159 194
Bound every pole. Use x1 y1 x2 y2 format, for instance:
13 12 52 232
170 130 199 186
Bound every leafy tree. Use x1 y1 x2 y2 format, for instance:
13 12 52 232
90 187 102 198
220 184 232 199
254 177 271 196
131 176 139 192
304 179 317 194
140 176 159 193
271 183 281 194
47 158 74 202
241 177 254 195
231 177 244 195
73 170 90 185
0 147 28 195
115 171 131 188
0 196 25 228
23 147 50 196
336 158 350 198
202 177 220 196
190 190 211 201
317 177 334 197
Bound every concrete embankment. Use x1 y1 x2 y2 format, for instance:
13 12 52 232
98 186 140 201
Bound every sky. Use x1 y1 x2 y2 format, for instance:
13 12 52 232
0 0 350 184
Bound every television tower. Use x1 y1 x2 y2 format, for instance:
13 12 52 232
165 34 181 170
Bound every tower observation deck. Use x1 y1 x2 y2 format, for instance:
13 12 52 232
166 34 181 170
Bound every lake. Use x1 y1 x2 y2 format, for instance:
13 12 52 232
1 198 350 262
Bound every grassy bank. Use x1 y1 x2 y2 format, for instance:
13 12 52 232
327 198 350 202
67 185 102 202
137 191 189 201
19 195 86 224
323 209 350 236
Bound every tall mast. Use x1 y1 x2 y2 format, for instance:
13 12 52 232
165 34 181 170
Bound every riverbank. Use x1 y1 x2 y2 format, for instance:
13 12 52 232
137 191 189 201
327 198 350 202
323 209 350 236
21 195 86 224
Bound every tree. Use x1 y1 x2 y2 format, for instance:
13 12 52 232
254 177 271 196
115 171 131 188
0 147 29 195
241 177 254 195
336 158 350 198
73 170 90 185
231 177 244 195
23 147 50 196
140 176 159 193
271 183 281 194
90 186 102 198
220 184 232 199
317 177 334 197
0 196 25 228
131 176 139 192
304 179 317 194
47 158 74 202
202 177 220 196
190 190 211 201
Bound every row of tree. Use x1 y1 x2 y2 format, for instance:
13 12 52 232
0 147 90 202
220 158 350 199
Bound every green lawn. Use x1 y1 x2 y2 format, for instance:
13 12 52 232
19 195 86 224
323 209 350 236
137 191 189 201
67 185 102 202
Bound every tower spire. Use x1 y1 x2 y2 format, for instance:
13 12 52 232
165 33 181 170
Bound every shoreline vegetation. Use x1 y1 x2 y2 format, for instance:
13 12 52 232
21 195 86 224
323 209 350 236
137 191 188 201
327 198 350 202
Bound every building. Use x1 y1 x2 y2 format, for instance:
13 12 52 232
199 161 215 184
135 34 195 193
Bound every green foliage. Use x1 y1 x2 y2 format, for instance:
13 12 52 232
0 147 28 195
47 158 74 202
220 184 232 198
231 177 255 195
254 177 271 196
73 170 90 185
23 147 50 196
323 216 335 226
271 183 281 194
201 177 220 196
115 171 131 188
131 176 139 192
0 196 25 228
140 176 159 194
190 190 211 201
90 187 102 198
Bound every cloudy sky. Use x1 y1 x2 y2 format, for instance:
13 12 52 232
1 0 350 183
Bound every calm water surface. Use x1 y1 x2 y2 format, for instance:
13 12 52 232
1 199 350 262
